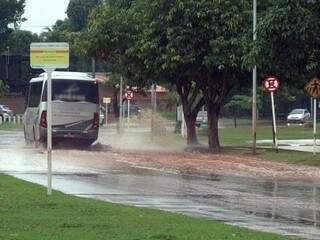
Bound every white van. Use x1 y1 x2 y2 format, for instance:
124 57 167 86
23 71 100 145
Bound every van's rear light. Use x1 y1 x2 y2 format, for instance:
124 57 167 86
40 111 47 128
91 112 99 130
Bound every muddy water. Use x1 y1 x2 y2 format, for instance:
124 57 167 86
1 130 320 239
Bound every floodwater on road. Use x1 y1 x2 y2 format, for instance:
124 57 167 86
1 130 320 239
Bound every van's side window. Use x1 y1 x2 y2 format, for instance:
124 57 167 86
28 82 43 107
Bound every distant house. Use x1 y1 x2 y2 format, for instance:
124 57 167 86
96 72 174 112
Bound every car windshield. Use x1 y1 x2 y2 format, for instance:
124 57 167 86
290 109 304 114
42 79 99 104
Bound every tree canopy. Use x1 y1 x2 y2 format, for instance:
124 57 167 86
249 0 320 85
72 0 320 151
0 0 25 52
66 0 102 31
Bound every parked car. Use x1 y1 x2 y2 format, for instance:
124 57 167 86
287 109 310 124
196 110 207 127
0 105 14 121
122 103 142 117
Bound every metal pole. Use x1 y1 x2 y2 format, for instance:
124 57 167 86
151 84 155 137
127 99 130 126
314 98 317 156
91 57 96 78
105 103 108 125
154 84 157 112
271 92 278 152
313 184 318 227
311 97 314 119
252 0 257 154
6 46 9 80
46 69 54 195
119 76 123 132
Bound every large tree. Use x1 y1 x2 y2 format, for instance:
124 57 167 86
130 0 251 151
126 0 206 145
0 0 25 51
80 0 205 144
79 0 254 150
248 0 320 85
66 0 102 32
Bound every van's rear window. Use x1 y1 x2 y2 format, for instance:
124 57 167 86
42 80 99 104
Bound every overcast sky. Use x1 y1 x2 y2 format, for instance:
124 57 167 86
19 0 69 34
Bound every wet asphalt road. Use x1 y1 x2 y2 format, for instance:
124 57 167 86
1 130 320 239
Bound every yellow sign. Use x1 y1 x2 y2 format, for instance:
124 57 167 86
304 78 320 99
30 42 69 69
103 97 111 104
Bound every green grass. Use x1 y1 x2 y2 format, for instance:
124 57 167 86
198 124 320 166
0 174 296 240
201 124 316 146
260 149 320 166
0 122 23 130
158 111 176 120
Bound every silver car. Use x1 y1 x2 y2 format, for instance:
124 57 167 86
287 109 310 124
0 105 14 121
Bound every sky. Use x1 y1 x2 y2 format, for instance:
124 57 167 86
19 0 69 34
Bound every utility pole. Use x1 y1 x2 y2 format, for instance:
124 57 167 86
119 76 123 133
91 57 96 78
6 46 10 80
151 84 155 136
252 0 257 155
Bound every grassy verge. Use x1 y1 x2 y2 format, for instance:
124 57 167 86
0 174 295 240
259 148 320 166
198 124 316 146
0 122 23 131
158 111 176 120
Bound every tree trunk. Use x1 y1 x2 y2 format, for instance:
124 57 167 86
176 81 204 146
112 87 120 133
207 104 221 153
185 114 198 145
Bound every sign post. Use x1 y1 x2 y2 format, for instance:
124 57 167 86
304 78 320 156
103 97 111 126
125 91 133 127
30 42 69 195
263 76 280 152
314 98 317 156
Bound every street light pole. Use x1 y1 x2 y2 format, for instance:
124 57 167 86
252 0 257 154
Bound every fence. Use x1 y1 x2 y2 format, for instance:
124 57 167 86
0 115 23 125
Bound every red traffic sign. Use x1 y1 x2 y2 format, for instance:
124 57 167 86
263 76 280 92
125 90 134 100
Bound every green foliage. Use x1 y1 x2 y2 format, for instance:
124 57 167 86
247 0 320 85
167 91 180 105
0 0 25 51
7 30 39 55
0 80 9 95
0 122 23 130
66 0 102 31
226 95 253 111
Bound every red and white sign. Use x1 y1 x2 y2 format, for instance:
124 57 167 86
264 76 280 92
125 90 134 100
